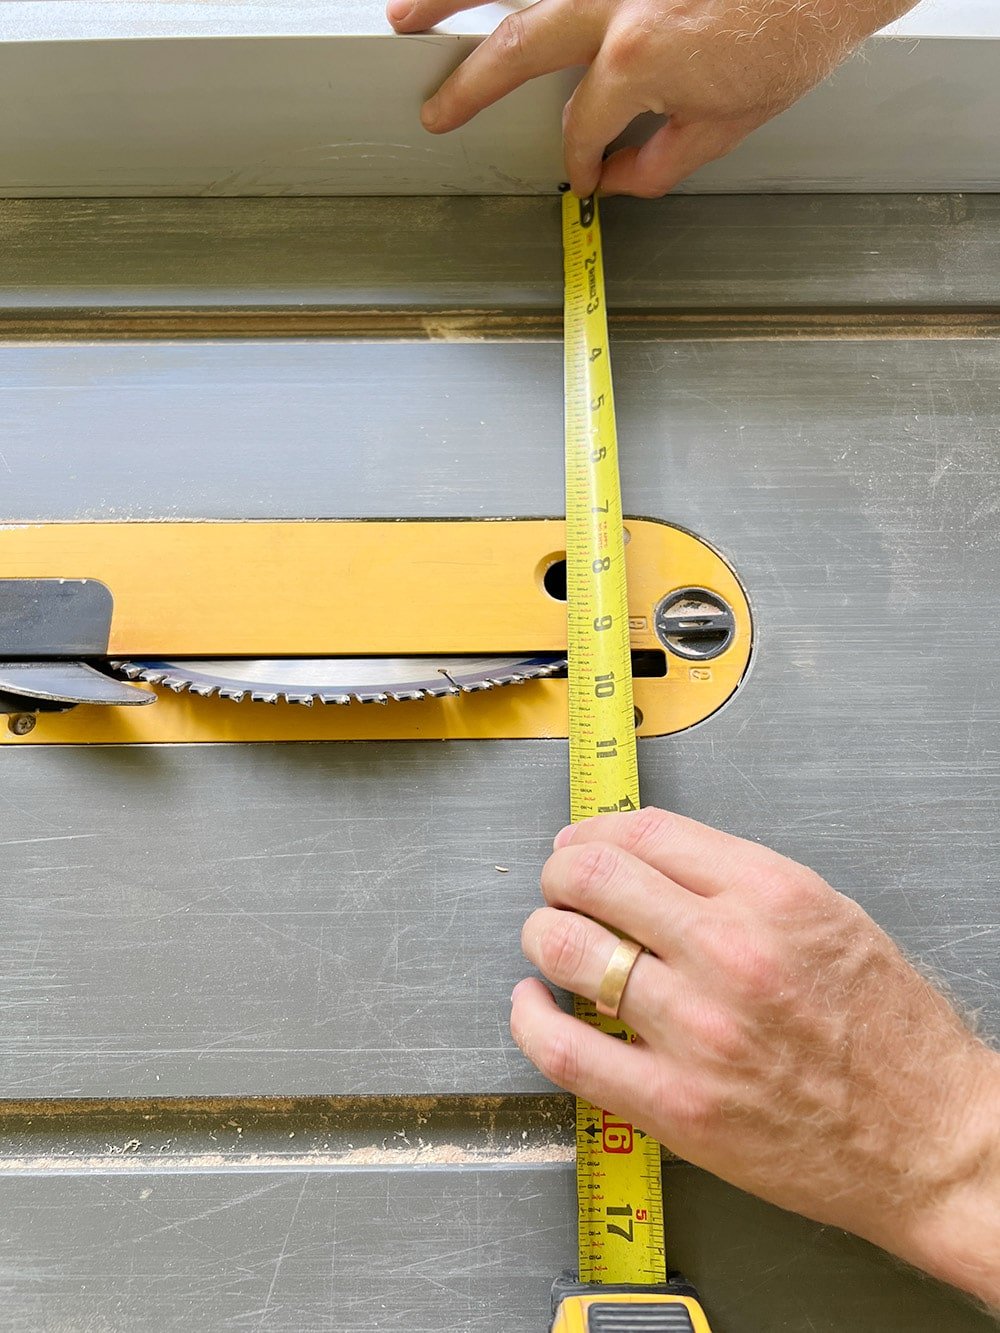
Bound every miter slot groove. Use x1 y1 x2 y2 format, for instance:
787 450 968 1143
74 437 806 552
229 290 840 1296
3 307 1000 342
0 1095 581 1173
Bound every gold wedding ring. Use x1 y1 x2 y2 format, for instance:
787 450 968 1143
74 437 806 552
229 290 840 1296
595 937 644 1019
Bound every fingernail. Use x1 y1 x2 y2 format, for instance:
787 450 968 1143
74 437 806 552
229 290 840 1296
387 0 413 22
553 824 574 850
420 99 440 130
511 979 527 1003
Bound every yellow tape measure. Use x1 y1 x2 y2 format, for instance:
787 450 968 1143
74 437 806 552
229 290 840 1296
562 189 666 1288
562 193 640 836
558 190 714 1333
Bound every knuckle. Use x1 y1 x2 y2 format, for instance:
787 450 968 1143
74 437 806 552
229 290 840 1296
508 1003 528 1050
800 866 836 904
672 1088 717 1138
727 939 783 1001
699 911 785 1002
652 1076 716 1141
539 914 591 983
836 890 874 937
521 908 546 956
620 806 674 856
750 867 797 909
562 121 596 184
687 1006 747 1064
562 100 590 157
632 177 669 200
567 843 620 907
604 25 643 77
536 1028 580 1088
494 11 527 60
758 865 827 914
539 853 562 902
562 109 583 158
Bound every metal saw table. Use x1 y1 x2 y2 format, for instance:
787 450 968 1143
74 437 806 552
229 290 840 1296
0 5 998 1330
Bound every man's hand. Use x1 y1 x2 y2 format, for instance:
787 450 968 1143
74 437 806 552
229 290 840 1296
511 808 1000 1308
386 0 918 197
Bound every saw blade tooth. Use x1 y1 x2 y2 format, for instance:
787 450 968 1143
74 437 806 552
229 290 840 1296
389 690 425 703
162 676 193 693
250 689 280 704
431 674 463 697
282 692 315 706
458 679 493 694
218 686 249 703
354 692 390 705
317 693 353 706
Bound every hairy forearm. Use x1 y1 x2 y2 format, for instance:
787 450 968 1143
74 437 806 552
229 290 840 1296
865 0 923 24
844 0 922 30
901 1050 1000 1311
834 0 923 53
706 0 923 92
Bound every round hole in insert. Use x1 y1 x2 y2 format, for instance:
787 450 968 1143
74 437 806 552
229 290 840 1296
541 556 567 601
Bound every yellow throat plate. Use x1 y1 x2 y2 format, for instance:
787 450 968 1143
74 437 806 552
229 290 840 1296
0 517 750 745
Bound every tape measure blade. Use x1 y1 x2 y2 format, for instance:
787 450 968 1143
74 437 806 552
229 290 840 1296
562 191 666 1287
562 191 639 823
574 996 667 1285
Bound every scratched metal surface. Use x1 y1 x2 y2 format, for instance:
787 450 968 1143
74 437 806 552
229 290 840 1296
0 195 998 1331
0 1097 996 1330
1 333 998 1094
0 1161 996 1332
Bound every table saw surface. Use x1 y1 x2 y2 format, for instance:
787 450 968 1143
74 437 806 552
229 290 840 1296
0 7 998 1331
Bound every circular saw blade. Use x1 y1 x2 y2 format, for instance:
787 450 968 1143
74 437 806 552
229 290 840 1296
112 655 567 706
